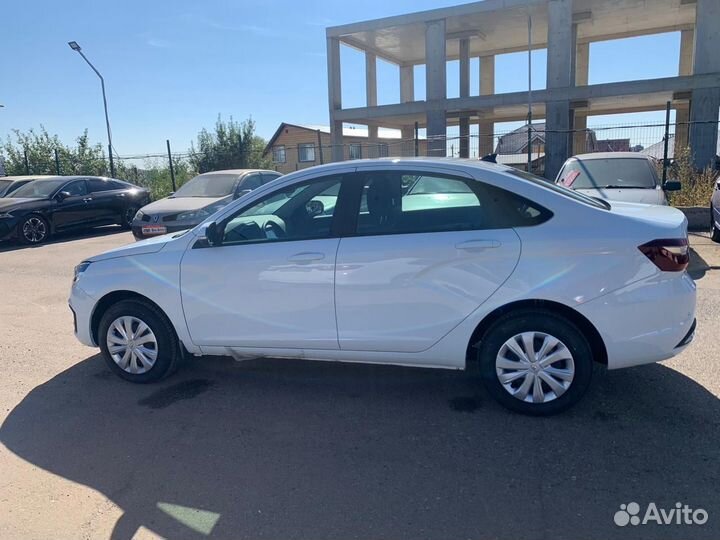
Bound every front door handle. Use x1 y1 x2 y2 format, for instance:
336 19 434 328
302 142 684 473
455 239 501 250
287 252 325 263
82 197 93 203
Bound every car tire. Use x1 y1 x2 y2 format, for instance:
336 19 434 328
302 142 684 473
17 214 50 245
477 309 593 416
711 205 720 243
121 206 137 230
98 299 181 383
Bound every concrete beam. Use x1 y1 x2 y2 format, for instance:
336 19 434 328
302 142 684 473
340 36 404 66
333 72 720 122
425 19 447 156
366 52 378 140
679 29 695 77
545 0 573 179
690 0 720 168
459 38 470 158
400 65 414 103
326 36 344 162
573 36 589 154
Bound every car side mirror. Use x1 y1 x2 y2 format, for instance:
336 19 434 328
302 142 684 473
234 188 252 200
205 221 222 247
663 181 681 192
56 191 71 201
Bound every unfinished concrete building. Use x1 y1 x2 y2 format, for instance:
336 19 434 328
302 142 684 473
325 0 720 178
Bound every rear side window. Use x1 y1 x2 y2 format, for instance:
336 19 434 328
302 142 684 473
353 171 549 236
88 178 116 192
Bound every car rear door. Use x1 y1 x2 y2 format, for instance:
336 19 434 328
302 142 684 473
87 178 123 223
334 167 522 354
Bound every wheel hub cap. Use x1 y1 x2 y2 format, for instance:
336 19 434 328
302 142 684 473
23 218 46 242
106 316 158 374
495 331 575 404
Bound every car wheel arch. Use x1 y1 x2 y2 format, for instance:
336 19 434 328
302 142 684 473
465 299 608 370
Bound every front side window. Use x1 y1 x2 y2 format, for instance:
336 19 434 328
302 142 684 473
355 171 549 236
272 146 286 163
349 144 362 160
63 180 88 197
220 176 343 246
298 144 316 163
240 174 262 191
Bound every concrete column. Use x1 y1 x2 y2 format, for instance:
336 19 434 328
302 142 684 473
326 36 344 162
544 0 573 179
478 55 495 156
425 19 447 157
675 29 694 156
573 40 589 154
365 52 378 141
400 64 415 156
689 0 720 169
459 38 470 158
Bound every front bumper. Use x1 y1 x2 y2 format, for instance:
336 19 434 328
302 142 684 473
577 271 696 369
69 283 97 347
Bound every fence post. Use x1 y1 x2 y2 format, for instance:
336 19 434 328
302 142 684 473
23 148 29 174
414 122 419 157
662 100 670 184
317 129 324 165
166 139 177 192
54 148 61 175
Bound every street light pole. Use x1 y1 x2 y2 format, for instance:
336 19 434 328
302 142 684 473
68 41 115 177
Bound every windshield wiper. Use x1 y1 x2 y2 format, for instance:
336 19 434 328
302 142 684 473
597 185 652 189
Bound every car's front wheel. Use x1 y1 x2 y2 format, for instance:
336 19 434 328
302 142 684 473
98 299 180 383
477 309 593 415
711 204 720 243
18 214 50 245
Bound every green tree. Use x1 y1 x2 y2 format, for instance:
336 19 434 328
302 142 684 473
1 127 108 176
189 116 272 173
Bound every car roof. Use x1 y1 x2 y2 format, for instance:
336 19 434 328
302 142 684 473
570 152 651 161
0 175 58 181
199 169 282 176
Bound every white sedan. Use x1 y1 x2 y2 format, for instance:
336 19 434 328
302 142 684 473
69 158 696 415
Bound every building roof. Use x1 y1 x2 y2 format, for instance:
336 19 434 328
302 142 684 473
495 152 545 166
641 133 720 160
495 123 546 154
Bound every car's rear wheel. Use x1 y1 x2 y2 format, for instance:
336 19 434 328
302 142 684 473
18 214 49 245
121 206 137 230
98 299 180 383
477 309 593 415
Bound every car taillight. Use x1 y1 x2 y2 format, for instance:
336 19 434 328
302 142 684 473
638 238 689 271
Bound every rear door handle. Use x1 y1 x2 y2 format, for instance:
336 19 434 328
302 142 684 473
455 240 501 250
287 252 325 263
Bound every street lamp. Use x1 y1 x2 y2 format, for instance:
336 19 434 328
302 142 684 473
68 41 115 176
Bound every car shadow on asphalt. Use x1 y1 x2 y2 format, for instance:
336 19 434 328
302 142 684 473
689 247 720 280
2 354 719 540
0 226 129 253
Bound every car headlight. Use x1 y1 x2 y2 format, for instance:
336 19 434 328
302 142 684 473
73 261 92 282
134 210 144 221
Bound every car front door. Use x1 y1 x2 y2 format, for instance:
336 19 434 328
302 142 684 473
52 179 94 230
334 167 523 354
180 170 354 350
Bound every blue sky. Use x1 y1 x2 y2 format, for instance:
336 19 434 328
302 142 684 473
0 0 682 156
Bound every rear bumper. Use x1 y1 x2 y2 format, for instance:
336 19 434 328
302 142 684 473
576 271 696 369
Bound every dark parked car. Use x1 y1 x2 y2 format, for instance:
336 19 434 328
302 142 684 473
0 175 55 197
132 169 281 240
0 176 150 244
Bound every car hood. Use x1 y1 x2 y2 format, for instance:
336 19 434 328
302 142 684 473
0 197 43 211
88 232 180 262
575 187 663 205
140 196 230 214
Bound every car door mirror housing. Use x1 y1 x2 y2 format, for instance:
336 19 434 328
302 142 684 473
56 191 71 201
234 188 252 200
205 221 222 247
663 181 681 192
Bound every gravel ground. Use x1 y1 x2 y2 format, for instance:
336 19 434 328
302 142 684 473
0 227 718 540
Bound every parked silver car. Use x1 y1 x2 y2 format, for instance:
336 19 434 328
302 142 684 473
132 169 282 240
711 175 720 243
556 152 680 205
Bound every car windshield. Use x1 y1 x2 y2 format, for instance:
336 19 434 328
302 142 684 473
11 179 67 199
173 173 238 198
508 169 610 210
0 180 12 195
558 158 657 189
